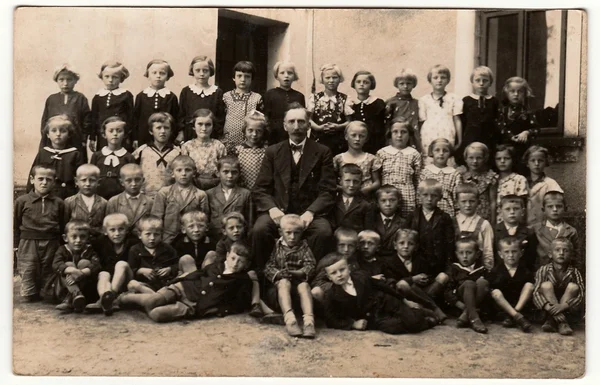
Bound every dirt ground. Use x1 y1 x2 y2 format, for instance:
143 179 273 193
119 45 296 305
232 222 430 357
12 277 585 378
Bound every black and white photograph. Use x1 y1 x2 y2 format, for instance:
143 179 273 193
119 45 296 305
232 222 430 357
8 4 590 380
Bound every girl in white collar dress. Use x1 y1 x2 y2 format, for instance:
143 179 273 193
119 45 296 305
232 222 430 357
348 70 386 154
132 59 179 149
179 56 226 142
90 61 134 152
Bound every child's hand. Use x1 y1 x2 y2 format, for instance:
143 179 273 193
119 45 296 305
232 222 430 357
132 140 139 150
352 319 368 330
69 269 84 281
279 269 292 279
512 131 529 143
548 303 568 315
247 270 258 281
88 139 96 152
412 274 429 285
404 299 421 309
268 207 285 226
65 276 75 286
155 267 171 278
371 274 385 280
138 268 155 280
300 211 314 228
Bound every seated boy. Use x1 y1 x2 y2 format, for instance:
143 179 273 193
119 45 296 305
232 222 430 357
106 164 151 234
357 230 385 280
489 236 534 332
64 164 107 239
330 163 371 232
533 237 584 336
406 179 454 291
206 156 254 243
381 228 447 323
444 237 489 333
322 253 437 334
117 242 255 323
311 227 360 303
172 211 213 269
493 195 538 271
52 220 101 313
454 183 494 271
127 215 179 293
151 155 209 244
86 213 137 315
264 214 316 338
365 185 407 257
532 191 579 267
212 212 248 263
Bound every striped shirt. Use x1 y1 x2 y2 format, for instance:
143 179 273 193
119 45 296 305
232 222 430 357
533 263 584 310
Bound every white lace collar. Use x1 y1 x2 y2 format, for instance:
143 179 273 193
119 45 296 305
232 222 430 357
425 163 455 174
189 84 218 97
96 87 127 96
469 93 493 100
351 95 377 105
143 87 171 97
101 146 128 157
381 145 417 155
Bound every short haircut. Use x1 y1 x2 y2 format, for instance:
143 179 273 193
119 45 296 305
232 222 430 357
497 236 523 251
53 63 80 82
456 236 479 251
102 116 127 135
418 179 443 196
358 230 381 244
103 213 130 229
551 237 574 251
190 108 216 126
470 66 494 85
464 141 490 162
522 145 550 164
394 228 418 243
144 59 174 80
273 61 299 81
279 214 304 230
229 242 251 261
181 210 208 226
98 61 130 82
148 111 175 130
188 56 215 77
43 114 76 137
119 163 143 178
243 110 268 139
64 219 91 235
351 70 376 90
339 163 363 179
502 76 534 100
500 194 525 208
221 212 246 229
427 138 454 157
283 102 310 121
76 164 101 178
319 63 344 83
137 214 163 231
30 164 56 178
427 64 451 83
170 155 197 171
232 61 256 78
393 68 418 88
217 155 240 171
376 184 401 201
494 144 517 163
317 252 347 272
334 227 359 242
386 116 415 139
455 183 479 201
543 190 566 207
344 120 369 137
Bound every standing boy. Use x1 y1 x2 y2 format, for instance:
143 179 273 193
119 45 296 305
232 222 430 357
64 164 107 239
365 185 407 257
106 163 151 234
330 163 372 232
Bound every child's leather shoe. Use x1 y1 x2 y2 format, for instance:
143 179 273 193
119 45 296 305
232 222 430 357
456 311 469 328
470 318 488 334
101 290 117 316
72 293 86 313
55 299 73 313
501 315 515 328
302 323 316 339
249 303 263 318
558 322 573 336
542 318 557 333
514 313 532 332
285 320 303 337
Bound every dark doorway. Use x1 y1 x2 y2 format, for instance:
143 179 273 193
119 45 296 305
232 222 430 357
216 16 269 95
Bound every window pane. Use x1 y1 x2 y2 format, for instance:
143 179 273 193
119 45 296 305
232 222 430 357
526 10 563 127
486 14 519 97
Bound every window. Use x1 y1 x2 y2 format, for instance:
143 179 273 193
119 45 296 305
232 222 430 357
480 10 567 135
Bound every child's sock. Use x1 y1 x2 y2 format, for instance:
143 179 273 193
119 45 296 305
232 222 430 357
283 309 297 325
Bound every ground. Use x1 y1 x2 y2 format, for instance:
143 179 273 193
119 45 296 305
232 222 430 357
12 277 585 378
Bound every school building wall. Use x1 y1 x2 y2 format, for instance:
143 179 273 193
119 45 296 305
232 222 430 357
13 8 586 224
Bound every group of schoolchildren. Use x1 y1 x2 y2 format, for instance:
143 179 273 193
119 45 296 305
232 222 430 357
14 55 584 341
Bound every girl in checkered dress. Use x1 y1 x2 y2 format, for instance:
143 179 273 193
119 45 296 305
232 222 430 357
376 118 422 218
459 142 498 224
419 138 460 216
233 111 268 190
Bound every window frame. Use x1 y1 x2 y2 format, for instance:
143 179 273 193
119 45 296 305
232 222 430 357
479 10 568 136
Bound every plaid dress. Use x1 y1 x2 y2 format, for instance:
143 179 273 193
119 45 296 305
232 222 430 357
223 91 263 152
234 144 266 190
419 164 460 216
460 169 498 222
496 172 528 223
333 152 382 190
181 138 227 179
376 145 422 218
